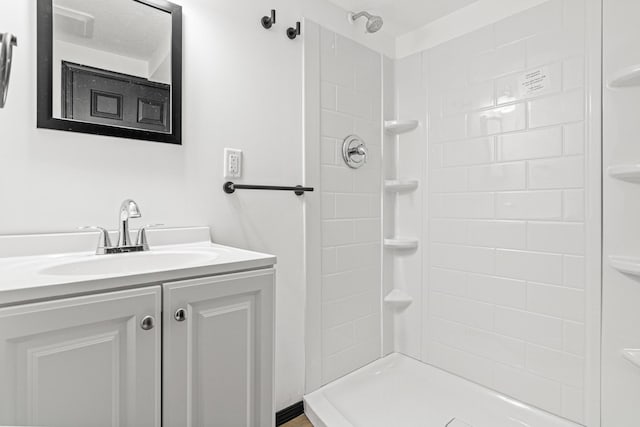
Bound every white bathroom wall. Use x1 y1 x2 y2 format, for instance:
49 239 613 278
305 23 383 387
0 0 393 411
393 0 594 422
395 0 551 58
602 0 640 425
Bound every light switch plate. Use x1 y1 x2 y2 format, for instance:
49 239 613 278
224 148 243 179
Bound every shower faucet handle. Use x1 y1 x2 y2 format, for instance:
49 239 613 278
349 143 368 159
342 135 368 169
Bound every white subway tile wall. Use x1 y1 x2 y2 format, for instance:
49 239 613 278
424 0 587 422
319 29 382 384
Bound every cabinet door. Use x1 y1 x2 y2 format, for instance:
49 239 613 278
0 287 161 427
163 269 275 427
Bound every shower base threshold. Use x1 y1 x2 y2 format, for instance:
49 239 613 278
304 353 582 427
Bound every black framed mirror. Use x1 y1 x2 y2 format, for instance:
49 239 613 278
37 0 182 144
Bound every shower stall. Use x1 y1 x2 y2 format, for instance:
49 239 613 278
303 0 602 425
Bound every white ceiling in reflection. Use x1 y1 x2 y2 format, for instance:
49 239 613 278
53 0 171 62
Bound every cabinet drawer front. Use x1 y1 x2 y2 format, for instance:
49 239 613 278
0 287 161 427
163 269 275 427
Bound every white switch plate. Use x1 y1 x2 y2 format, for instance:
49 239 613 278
224 148 242 179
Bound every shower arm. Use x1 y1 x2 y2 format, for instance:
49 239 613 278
350 11 373 21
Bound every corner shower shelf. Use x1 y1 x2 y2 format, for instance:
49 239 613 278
609 65 640 88
622 349 640 369
608 165 640 183
609 255 640 276
384 289 413 308
384 238 419 250
384 120 419 135
384 180 419 192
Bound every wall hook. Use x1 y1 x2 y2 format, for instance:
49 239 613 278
287 22 301 40
261 10 276 29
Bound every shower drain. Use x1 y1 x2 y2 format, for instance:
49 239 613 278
445 418 473 427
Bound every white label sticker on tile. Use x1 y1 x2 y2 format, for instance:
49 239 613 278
518 67 550 96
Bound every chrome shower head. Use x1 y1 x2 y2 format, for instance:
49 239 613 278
349 11 384 34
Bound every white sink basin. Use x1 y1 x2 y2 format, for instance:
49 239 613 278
0 227 276 307
39 250 220 277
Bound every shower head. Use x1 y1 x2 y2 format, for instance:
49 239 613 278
349 11 384 34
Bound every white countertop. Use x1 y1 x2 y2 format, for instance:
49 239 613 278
0 227 276 307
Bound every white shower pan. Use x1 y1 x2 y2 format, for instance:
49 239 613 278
304 353 581 427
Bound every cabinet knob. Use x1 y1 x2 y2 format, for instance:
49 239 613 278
140 315 155 330
174 308 187 322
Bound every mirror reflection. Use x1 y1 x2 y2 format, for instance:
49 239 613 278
51 0 172 133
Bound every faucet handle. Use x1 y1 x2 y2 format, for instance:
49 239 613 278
136 224 164 250
80 226 113 253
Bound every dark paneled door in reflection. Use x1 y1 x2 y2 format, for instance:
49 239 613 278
61 61 170 133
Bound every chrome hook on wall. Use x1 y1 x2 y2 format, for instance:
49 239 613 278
0 32 17 109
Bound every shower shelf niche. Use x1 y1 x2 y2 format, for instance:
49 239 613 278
384 180 419 192
608 165 640 183
609 255 640 276
608 65 640 88
384 238 419 250
384 289 413 308
384 120 419 135
622 348 640 369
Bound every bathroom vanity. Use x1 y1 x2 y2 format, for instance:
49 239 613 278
0 227 276 427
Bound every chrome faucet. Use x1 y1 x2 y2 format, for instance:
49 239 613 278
82 199 162 255
118 199 141 247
